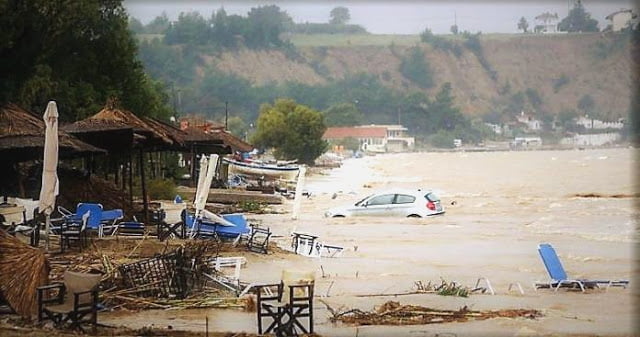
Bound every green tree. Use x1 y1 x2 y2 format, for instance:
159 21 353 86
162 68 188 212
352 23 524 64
245 5 293 49
558 1 599 32
251 99 328 164
517 17 529 33
577 94 596 121
525 88 542 109
226 116 248 139
0 0 171 121
399 46 434 89
450 24 459 35
323 102 363 126
146 12 171 34
329 7 350 25
165 11 209 45
129 17 145 34
428 82 466 132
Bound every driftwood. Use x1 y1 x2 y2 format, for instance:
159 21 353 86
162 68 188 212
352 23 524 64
327 301 542 326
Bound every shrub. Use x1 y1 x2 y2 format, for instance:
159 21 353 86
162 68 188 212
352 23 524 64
147 178 177 200
429 130 456 148
553 74 570 93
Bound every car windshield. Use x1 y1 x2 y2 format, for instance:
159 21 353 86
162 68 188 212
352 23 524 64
355 194 373 206
425 192 440 202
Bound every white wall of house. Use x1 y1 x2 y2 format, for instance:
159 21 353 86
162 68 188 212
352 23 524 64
610 11 634 31
575 116 624 129
560 133 621 146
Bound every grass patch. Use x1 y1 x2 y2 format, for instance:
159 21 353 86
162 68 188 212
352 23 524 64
287 34 420 47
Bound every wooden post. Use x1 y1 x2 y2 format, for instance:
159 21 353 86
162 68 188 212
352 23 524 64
139 149 149 224
128 152 134 208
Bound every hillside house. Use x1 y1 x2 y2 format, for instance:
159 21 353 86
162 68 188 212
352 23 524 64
534 12 559 33
323 124 415 153
516 111 542 131
605 9 637 31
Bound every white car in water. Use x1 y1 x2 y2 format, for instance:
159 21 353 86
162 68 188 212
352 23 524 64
324 189 445 218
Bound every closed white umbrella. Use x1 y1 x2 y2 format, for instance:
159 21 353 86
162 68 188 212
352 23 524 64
189 154 233 238
38 101 59 251
193 154 209 215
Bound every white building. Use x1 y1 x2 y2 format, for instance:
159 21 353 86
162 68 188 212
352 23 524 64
534 12 559 33
517 111 542 131
575 116 624 130
560 133 621 146
605 9 637 32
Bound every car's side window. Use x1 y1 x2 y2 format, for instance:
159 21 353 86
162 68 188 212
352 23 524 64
367 194 395 206
394 194 415 204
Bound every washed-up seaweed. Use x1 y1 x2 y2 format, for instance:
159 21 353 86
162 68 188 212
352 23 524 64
328 301 542 326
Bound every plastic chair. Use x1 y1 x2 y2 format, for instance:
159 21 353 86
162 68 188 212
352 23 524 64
536 243 629 291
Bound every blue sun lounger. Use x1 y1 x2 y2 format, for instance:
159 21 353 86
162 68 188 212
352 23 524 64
536 243 629 292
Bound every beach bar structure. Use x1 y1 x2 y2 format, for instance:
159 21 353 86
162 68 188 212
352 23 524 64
62 100 253 221
0 103 105 197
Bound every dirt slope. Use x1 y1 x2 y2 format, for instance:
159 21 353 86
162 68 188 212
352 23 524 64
202 33 634 118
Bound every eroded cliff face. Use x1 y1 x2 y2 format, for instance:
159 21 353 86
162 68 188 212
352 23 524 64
202 33 634 118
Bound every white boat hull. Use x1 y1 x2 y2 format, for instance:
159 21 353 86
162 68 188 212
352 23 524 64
224 158 300 181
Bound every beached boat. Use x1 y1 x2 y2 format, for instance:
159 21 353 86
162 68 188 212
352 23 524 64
223 158 300 181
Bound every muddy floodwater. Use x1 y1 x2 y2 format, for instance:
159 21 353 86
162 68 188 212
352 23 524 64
102 148 639 336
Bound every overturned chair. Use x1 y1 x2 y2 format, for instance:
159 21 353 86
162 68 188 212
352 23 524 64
256 270 315 337
37 270 102 332
246 224 272 254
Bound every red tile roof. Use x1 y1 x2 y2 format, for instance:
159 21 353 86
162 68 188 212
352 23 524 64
323 127 387 139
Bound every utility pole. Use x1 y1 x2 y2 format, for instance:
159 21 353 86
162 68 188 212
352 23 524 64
224 101 228 130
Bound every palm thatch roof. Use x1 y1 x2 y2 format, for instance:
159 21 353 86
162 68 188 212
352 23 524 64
0 229 49 317
87 103 173 147
62 100 175 152
208 129 254 153
0 103 106 162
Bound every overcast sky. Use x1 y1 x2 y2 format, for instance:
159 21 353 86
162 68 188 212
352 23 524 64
124 1 635 34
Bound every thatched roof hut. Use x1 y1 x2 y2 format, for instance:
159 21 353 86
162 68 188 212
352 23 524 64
0 103 105 162
208 129 254 153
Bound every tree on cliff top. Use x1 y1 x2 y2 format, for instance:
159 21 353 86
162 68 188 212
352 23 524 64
330 7 351 25
558 0 599 32
251 99 328 164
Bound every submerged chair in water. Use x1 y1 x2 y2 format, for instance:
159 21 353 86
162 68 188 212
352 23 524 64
256 270 315 336
535 243 629 292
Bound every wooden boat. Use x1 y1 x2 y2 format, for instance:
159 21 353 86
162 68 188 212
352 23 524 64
223 158 300 181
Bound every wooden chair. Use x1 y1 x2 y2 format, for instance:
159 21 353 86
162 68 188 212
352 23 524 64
37 270 102 333
60 211 90 253
246 224 271 254
256 270 315 336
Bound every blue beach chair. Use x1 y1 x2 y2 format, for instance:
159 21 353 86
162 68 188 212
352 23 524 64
536 243 629 292
214 213 250 240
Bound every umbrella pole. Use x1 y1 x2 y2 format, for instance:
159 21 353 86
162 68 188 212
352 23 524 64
45 214 50 251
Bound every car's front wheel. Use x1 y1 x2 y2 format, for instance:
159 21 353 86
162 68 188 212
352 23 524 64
332 215 346 218
407 214 422 218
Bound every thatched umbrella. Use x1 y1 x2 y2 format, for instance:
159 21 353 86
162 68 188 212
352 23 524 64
0 103 105 162
0 229 49 317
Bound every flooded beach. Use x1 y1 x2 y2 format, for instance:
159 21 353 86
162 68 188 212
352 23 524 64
102 147 638 336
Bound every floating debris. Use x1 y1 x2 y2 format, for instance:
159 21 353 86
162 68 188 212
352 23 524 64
329 301 542 326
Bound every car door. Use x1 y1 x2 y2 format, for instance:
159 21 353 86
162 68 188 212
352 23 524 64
359 193 395 216
391 193 417 216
